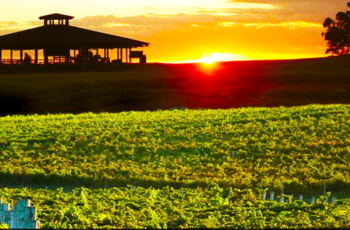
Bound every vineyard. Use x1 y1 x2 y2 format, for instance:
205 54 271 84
1 104 350 228
2 187 350 229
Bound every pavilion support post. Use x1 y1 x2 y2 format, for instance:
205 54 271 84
35 49 38 65
117 48 120 60
20 49 23 65
10 49 13 64
107 49 109 60
121 48 124 63
0 49 2 64
96 48 99 56
44 49 48 65
126 48 129 63
65 51 69 64
128 48 131 63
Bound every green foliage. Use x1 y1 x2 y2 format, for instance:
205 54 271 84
0 223 8 229
1 105 350 228
1 187 350 229
1 105 350 194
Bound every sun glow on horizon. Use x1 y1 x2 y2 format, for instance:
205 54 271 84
158 52 252 64
200 53 251 64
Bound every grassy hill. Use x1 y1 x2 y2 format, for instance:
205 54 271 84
1 55 350 115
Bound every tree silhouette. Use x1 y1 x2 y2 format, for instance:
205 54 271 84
322 2 350 56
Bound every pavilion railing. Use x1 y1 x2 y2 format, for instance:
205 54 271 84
0 57 112 65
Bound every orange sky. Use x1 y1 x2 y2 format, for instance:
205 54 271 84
0 0 348 63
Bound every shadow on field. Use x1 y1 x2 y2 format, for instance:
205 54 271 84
0 94 28 115
2 171 350 196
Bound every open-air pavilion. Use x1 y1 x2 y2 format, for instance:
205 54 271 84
0 13 150 65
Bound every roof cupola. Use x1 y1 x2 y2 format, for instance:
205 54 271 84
39 13 74 26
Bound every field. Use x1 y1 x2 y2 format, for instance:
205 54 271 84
1 56 350 228
1 105 350 228
2 187 350 229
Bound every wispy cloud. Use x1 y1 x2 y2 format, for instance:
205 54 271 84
242 21 322 29
0 21 18 28
227 0 348 23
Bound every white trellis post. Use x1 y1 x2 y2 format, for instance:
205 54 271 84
311 196 315 204
331 197 336 205
0 199 40 229
279 183 284 203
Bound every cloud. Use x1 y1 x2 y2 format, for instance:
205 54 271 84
0 21 18 28
227 0 349 23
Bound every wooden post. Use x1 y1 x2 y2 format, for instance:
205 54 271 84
34 49 38 64
10 49 13 64
65 50 69 64
20 49 23 64
117 48 120 60
44 49 48 65
126 48 129 63
128 48 131 63
121 48 123 63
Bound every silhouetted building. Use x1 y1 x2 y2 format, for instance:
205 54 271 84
0 13 149 65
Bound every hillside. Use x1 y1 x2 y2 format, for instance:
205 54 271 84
1 55 350 115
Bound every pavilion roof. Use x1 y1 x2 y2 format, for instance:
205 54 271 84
39 13 74 20
0 24 150 50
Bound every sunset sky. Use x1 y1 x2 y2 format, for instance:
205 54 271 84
0 0 348 63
